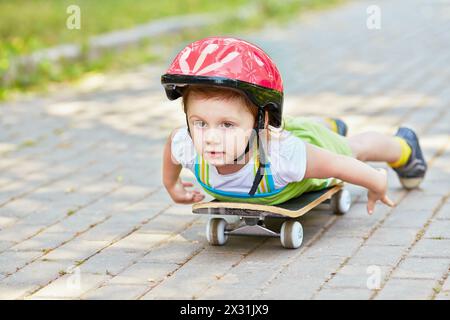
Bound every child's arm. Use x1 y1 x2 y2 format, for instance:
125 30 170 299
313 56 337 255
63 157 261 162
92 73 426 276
303 143 395 215
162 128 205 204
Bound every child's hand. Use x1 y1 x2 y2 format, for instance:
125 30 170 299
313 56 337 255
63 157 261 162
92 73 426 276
366 168 396 215
167 179 205 204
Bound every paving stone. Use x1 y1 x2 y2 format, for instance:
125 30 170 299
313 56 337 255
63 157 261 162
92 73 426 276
394 194 444 213
107 262 179 286
0 223 45 243
392 257 449 280
41 239 110 261
408 239 450 259
423 219 450 239
0 240 16 253
382 209 434 229
417 180 450 198
324 264 392 290
44 213 108 234
294 209 334 227
0 282 41 300
106 229 165 252
0 198 55 220
199 261 282 300
0 216 19 229
441 274 450 292
15 210 65 227
0 250 43 275
254 256 346 300
435 291 450 300
10 232 69 252
29 273 111 299
0 259 75 299
75 249 141 276
136 212 198 235
81 284 149 300
375 278 438 300
177 220 207 243
202 235 269 255
339 202 375 220
313 287 373 300
139 238 204 264
364 227 419 247
435 200 450 220
302 234 364 259
348 245 406 267
324 217 382 238
140 252 244 300
78 215 154 242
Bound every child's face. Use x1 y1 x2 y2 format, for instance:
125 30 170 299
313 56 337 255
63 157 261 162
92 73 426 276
187 94 255 166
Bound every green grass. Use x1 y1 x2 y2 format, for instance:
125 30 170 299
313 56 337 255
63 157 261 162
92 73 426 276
0 0 249 54
0 0 345 100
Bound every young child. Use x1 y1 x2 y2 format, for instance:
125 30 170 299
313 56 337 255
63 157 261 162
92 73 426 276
161 37 427 215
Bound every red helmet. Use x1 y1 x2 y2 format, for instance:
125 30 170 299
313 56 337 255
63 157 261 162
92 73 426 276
161 36 284 128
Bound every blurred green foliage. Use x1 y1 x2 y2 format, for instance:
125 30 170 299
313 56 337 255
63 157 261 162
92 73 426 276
0 0 343 100
0 0 251 53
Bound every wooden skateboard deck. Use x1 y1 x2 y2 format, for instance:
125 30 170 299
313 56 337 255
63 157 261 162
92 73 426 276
192 183 343 219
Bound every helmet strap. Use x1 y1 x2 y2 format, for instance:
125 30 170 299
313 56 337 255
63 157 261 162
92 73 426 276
248 109 267 196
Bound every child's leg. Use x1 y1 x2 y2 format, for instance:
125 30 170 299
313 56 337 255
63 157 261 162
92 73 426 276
347 128 427 189
347 131 402 163
308 116 333 130
307 116 348 136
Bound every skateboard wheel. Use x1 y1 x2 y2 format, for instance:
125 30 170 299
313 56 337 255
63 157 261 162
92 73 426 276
206 218 228 246
280 220 303 249
331 189 352 215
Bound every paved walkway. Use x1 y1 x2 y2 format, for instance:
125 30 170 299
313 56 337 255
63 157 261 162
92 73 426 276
0 0 449 300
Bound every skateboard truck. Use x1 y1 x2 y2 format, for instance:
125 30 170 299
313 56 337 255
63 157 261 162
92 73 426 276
225 218 280 238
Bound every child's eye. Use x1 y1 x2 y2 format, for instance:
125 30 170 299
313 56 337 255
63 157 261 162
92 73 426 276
220 122 234 129
193 120 207 128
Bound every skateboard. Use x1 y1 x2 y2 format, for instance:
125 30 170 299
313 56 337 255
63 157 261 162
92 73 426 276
192 183 351 249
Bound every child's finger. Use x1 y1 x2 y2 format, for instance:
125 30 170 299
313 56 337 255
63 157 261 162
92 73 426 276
383 195 395 207
194 191 205 198
190 193 203 202
194 194 205 202
182 182 194 187
367 199 375 215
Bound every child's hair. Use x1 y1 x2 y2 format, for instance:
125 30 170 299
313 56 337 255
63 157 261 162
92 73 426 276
181 85 259 123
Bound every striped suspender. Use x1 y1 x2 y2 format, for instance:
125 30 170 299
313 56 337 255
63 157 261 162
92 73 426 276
197 155 211 187
196 146 272 194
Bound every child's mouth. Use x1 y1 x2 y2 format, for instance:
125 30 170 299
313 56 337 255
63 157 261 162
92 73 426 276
206 151 225 158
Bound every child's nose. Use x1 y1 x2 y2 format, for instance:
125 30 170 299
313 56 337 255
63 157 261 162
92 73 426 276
204 128 222 145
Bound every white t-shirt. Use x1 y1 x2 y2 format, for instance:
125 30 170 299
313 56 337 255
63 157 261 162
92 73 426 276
171 127 307 193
